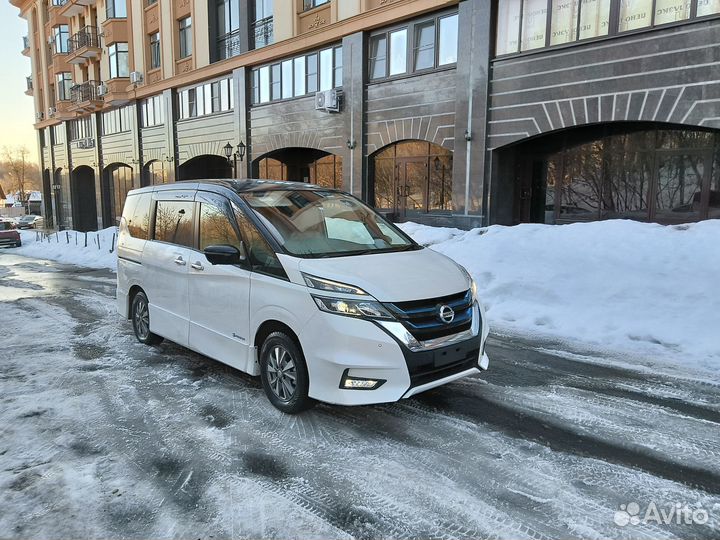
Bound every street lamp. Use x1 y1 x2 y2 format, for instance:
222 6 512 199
224 141 246 178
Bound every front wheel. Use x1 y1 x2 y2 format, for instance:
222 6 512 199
259 332 314 414
131 291 163 345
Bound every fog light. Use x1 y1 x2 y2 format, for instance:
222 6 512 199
339 369 386 390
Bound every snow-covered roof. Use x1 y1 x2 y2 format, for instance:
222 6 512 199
28 191 42 201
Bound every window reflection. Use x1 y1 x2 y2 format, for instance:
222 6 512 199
534 128 719 224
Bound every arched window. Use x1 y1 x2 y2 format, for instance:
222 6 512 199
103 164 133 226
142 160 168 187
254 148 342 188
371 140 453 218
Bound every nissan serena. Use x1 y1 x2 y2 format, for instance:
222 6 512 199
117 180 489 413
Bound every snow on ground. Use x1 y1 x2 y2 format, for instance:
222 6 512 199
16 228 118 270
399 219 720 377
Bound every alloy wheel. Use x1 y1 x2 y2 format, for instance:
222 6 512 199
134 297 150 340
265 346 297 401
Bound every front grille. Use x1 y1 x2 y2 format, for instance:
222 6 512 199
384 289 473 341
407 340 480 388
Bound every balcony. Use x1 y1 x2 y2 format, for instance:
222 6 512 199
22 35 30 56
69 80 103 112
50 99 75 120
251 16 273 50
58 0 96 18
67 26 101 64
25 76 33 96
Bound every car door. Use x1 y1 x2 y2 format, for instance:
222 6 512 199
187 192 251 372
141 191 196 347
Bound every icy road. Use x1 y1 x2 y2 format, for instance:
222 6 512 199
1 253 719 539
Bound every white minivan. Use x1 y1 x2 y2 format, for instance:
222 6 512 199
117 180 489 413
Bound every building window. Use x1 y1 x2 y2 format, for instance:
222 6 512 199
106 0 127 18
251 46 342 104
69 117 92 141
496 0 716 56
108 42 129 79
52 25 69 54
252 0 274 49
141 95 165 127
698 0 720 16
178 78 233 119
179 17 192 58
303 0 329 10
102 107 131 136
147 0 157 4
523 127 720 224
149 32 161 69
51 124 64 145
369 13 457 81
215 0 242 60
56 72 72 101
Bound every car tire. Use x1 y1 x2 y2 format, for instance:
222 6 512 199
15 241 21 247
259 331 314 414
131 291 163 346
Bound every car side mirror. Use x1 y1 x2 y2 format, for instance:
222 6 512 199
203 244 246 265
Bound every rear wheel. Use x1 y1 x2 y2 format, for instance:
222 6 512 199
259 332 314 414
131 291 163 345
15 241 21 247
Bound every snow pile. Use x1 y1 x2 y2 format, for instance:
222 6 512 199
15 227 119 270
400 219 720 374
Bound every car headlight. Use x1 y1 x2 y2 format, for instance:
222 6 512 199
302 273 368 295
312 295 393 319
457 265 478 303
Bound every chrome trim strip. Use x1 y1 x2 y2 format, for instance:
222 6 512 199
402 367 481 398
377 303 480 352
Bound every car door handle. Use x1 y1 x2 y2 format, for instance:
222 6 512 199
174 256 186 266
191 262 204 271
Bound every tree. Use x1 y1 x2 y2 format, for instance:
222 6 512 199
0 146 40 202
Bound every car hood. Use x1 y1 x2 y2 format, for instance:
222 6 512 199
291 247 469 302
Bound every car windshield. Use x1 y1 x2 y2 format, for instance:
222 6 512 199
0 222 11 231
20 216 33 221
242 189 418 258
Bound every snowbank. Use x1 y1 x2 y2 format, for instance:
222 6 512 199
400 220 720 375
15 227 119 270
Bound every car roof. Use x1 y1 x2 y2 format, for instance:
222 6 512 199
129 179 340 197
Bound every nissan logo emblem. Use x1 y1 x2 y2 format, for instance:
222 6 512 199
438 305 455 324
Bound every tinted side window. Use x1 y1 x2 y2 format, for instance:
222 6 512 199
234 205 287 279
128 193 152 239
199 203 242 251
153 200 194 247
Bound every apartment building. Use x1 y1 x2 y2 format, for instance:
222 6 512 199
12 0 720 232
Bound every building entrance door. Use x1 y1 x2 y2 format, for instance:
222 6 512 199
395 158 428 219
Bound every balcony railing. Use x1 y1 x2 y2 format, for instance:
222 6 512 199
217 31 242 61
22 35 30 50
70 80 102 104
26 76 33 91
50 0 67 6
251 16 273 49
68 26 99 53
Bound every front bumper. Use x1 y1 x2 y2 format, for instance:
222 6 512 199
301 305 488 406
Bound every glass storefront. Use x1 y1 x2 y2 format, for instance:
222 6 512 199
372 140 453 218
255 149 342 189
522 127 720 224
496 0 720 56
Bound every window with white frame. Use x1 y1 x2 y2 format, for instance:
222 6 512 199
108 42 129 79
102 107 131 136
141 95 165 127
179 17 192 58
251 45 342 104
178 78 234 120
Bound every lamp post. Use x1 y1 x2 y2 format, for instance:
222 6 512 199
224 141 246 178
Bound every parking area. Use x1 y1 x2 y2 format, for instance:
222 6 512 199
1 253 719 539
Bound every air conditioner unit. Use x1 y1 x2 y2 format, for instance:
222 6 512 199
36 111 44 121
48 107 56 117
97 83 108 96
315 89 342 113
129 71 144 85
77 137 95 150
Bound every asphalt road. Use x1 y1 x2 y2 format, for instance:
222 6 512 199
1 252 719 539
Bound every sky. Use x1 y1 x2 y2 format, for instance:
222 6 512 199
0 1 39 162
